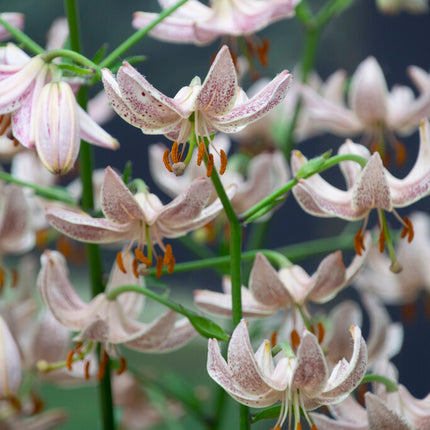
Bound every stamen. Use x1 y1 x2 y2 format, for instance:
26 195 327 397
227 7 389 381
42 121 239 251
297 422 302 430
66 350 74 371
163 244 173 266
219 149 227 175
206 153 214 177
317 322 325 344
378 230 386 253
117 357 127 375
156 256 163 278
163 149 173 172
31 392 44 415
132 257 140 278
270 330 278 347
400 216 414 242
116 252 127 274
401 302 416 322
291 329 301 350
394 139 407 166
97 350 109 381
197 141 205 166
135 248 151 266
84 360 90 380
13 138 19 147
11 269 18 288
257 38 270 67
0 114 11 135
354 228 366 255
171 141 179 164
167 254 176 274
0 267 4 292
311 425 319 430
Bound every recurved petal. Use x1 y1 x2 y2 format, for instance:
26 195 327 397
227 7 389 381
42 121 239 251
249 252 293 307
197 45 238 115
365 392 413 430
310 412 367 429
156 317 197 352
37 250 93 331
0 316 21 397
398 385 430 429
45 206 131 243
101 167 146 224
212 71 292 133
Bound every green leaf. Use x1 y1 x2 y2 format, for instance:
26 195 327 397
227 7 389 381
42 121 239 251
243 197 286 224
122 161 133 185
294 150 332 180
251 405 281 423
92 43 108 64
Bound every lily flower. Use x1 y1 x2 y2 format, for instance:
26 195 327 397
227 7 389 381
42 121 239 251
132 0 299 46
208 320 367 430
45 166 236 275
0 13 24 42
291 121 430 259
37 250 197 377
195 246 368 319
301 57 430 163
311 360 430 430
376 0 428 14
102 45 291 175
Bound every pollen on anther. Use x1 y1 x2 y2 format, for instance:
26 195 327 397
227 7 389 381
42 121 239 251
163 149 173 172
354 229 365 256
66 350 74 371
296 423 303 430
163 244 173 266
171 141 179 164
401 216 414 243
117 357 127 375
97 350 109 381
197 141 205 166
311 424 319 430
270 330 278 347
207 153 214 177
156 256 163 278
220 149 227 175
378 230 386 253
291 329 301 350
135 248 151 266
84 360 90 380
257 38 270 67
116 252 127 274
132 258 140 278
317 322 325 344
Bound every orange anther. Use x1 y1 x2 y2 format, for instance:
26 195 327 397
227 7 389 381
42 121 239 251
36 228 49 248
84 360 90 380
171 141 179 164
163 244 173 266
317 321 325 344
167 254 175 274
311 425 319 430
401 302 416 323
219 149 227 175
31 392 44 415
97 350 109 381
0 267 4 291
0 114 11 135
197 141 205 166
163 148 173 172
116 252 127 274
132 257 139 278
270 330 278 347
156 256 163 278
135 248 151 266
75 342 83 351
257 38 270 67
291 329 301 350
401 216 414 243
378 230 386 253
354 228 366 256
66 350 74 371
296 423 302 430
117 357 127 375
13 138 19 147
395 140 407 166
206 153 214 177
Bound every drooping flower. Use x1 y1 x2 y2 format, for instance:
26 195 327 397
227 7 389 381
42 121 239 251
311 360 430 430
376 0 428 14
208 320 367 430
132 0 299 46
291 121 430 260
301 57 430 163
102 45 291 175
37 250 197 377
0 13 24 42
45 166 236 275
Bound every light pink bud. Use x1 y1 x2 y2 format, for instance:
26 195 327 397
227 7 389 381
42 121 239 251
35 81 80 175
0 316 21 397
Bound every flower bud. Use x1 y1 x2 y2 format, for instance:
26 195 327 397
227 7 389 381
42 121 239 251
34 81 80 175
0 316 21 398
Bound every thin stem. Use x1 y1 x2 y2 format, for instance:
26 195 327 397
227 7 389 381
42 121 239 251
0 16 44 55
41 49 101 76
99 0 190 69
361 374 398 393
65 1 114 429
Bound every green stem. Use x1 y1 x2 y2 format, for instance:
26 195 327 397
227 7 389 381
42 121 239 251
65 1 114 429
0 171 76 205
361 374 398 393
0 16 44 55
41 49 101 77
99 0 190 69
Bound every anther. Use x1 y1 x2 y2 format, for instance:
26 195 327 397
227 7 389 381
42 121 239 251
206 153 214 177
66 350 74 371
97 350 109 381
270 330 278 347
116 252 127 274
31 392 44 415
171 141 179 164
317 322 325 344
163 244 173 266
117 357 127 375
354 229 366 256
394 140 407 166
400 216 414 243
311 425 319 430
257 38 270 67
135 248 151 266
11 269 18 288
163 149 173 172
291 329 301 350
219 149 227 175
378 230 386 253
132 258 140 278
197 141 205 166
84 360 90 380
297 423 303 430
13 138 19 147
0 114 11 135
156 256 163 278
0 267 4 291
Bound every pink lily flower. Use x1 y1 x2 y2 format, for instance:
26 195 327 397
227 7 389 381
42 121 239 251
45 166 236 273
311 360 430 430
195 245 369 318
301 57 430 163
291 121 430 257
208 320 367 429
102 45 291 174
132 0 299 46
0 13 24 42
37 250 197 372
